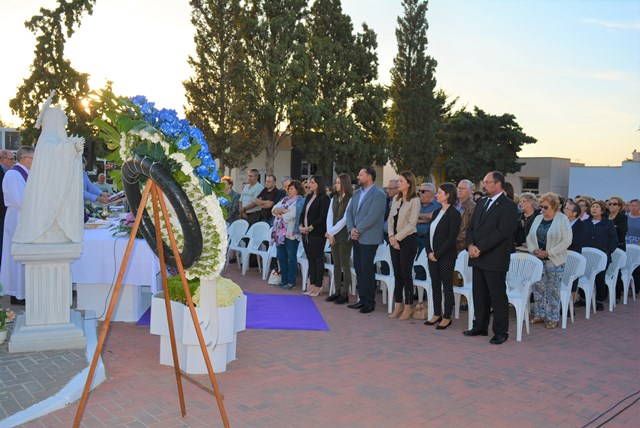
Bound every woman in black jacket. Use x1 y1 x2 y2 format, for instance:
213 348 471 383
300 175 330 297
582 200 617 311
424 183 462 329
607 196 627 301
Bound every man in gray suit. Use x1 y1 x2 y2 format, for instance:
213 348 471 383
346 166 386 313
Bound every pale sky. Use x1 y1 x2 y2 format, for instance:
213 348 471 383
1 0 638 166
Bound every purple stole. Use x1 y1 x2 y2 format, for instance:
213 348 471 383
10 164 28 182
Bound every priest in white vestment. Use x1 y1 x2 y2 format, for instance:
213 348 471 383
0 146 34 302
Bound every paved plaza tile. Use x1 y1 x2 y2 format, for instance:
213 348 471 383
3 263 639 427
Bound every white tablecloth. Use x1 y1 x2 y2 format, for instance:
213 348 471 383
71 222 161 292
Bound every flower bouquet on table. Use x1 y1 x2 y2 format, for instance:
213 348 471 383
111 212 143 239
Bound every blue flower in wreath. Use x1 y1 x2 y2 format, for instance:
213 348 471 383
176 136 191 150
218 196 229 206
195 165 209 179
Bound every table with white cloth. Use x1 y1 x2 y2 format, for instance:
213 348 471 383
72 221 161 322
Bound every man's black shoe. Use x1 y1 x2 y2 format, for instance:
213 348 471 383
574 300 586 307
10 296 25 305
459 303 468 312
335 295 349 305
490 334 509 345
596 303 605 311
463 329 488 337
347 302 365 309
359 306 375 314
325 294 340 302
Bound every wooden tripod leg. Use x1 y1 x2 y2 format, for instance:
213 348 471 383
155 187 231 428
74 180 153 428
150 183 187 416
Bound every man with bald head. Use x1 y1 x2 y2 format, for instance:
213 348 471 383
456 179 476 252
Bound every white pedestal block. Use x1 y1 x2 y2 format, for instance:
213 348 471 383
150 280 247 374
10 242 86 352
75 283 151 322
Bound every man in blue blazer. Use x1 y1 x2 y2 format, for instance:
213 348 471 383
464 171 518 344
346 166 386 313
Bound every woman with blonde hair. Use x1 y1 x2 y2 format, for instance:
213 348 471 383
607 196 627 301
527 192 572 329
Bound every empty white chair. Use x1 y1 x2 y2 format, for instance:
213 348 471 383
621 245 640 304
373 243 395 313
604 248 626 312
578 247 607 319
506 253 543 341
453 250 474 331
239 222 271 277
413 248 434 320
559 251 586 329
226 219 250 270
323 241 336 295
297 245 310 291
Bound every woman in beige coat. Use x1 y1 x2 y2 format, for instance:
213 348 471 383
388 171 421 320
526 192 572 329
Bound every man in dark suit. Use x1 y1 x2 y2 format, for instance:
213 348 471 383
464 171 518 344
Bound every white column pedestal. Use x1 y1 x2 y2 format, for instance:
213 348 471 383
9 242 86 353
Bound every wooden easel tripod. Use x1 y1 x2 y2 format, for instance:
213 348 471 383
73 180 230 427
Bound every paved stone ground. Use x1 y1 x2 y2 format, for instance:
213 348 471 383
3 263 639 427
0 295 88 421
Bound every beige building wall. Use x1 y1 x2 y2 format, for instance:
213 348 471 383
506 157 572 197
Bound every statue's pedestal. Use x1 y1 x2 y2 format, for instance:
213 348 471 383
9 242 86 353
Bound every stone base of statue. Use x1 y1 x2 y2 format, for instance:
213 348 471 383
9 242 86 353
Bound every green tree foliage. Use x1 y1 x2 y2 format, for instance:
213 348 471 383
9 0 97 154
440 107 537 183
184 0 262 174
242 0 308 175
388 0 441 178
292 0 387 179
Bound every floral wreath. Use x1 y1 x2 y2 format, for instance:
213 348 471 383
90 90 228 281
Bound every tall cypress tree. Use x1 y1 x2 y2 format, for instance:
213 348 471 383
184 0 262 173
292 0 387 179
388 0 440 177
9 0 96 151
242 0 308 175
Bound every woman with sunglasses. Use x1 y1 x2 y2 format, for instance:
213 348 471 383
607 196 627 301
526 192 572 329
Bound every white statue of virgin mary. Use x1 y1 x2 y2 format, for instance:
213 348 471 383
14 90 85 244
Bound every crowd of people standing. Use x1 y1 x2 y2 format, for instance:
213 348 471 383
228 167 638 344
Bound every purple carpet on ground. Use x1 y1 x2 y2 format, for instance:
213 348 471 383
245 292 329 331
136 307 151 326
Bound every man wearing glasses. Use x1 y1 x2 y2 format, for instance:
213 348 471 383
1 146 34 305
383 179 398 243
464 171 518 345
416 182 441 254
0 149 16 267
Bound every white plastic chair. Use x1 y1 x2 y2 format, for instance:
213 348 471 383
559 251 586 329
578 247 607 319
453 250 474 331
225 219 249 270
621 245 640 304
506 253 543 342
413 248 434 320
604 248 626 312
297 245 310 291
239 222 271 277
373 243 395 313
323 241 336 295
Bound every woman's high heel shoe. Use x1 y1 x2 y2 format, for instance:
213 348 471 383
424 316 442 326
436 318 452 330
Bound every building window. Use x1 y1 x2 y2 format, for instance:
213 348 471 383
300 161 317 180
5 131 22 151
521 177 539 194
